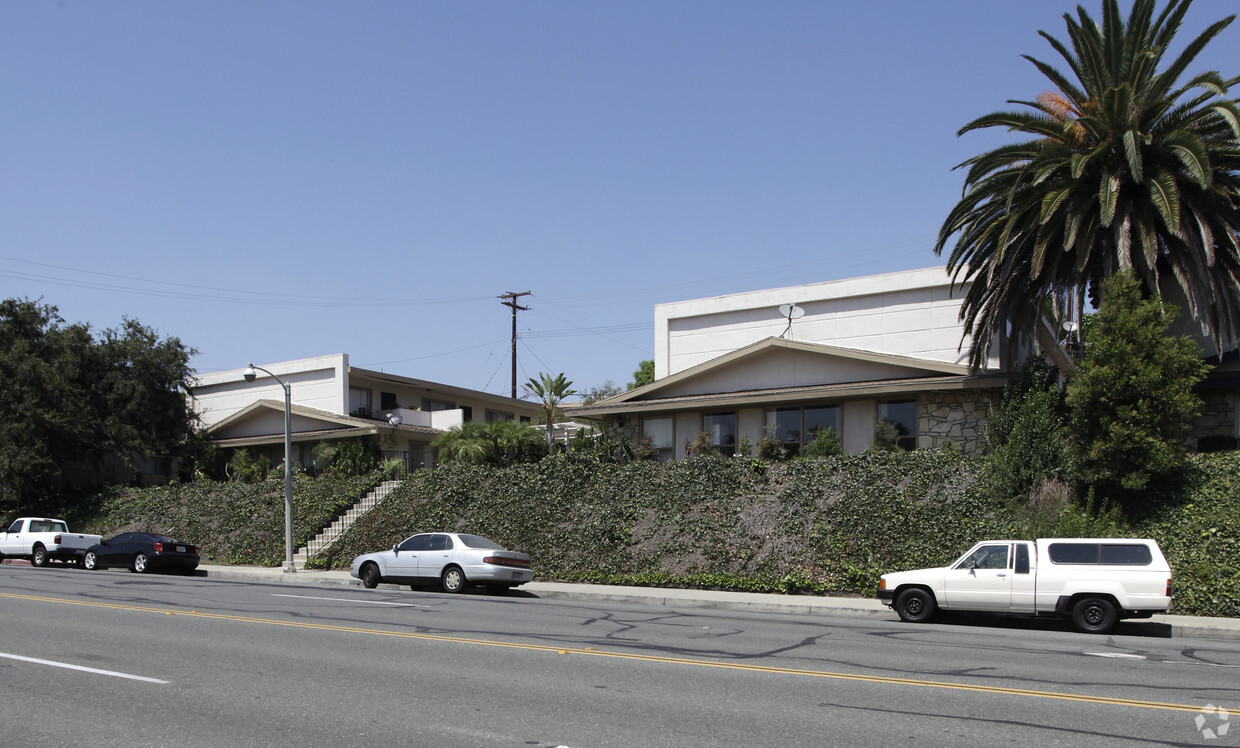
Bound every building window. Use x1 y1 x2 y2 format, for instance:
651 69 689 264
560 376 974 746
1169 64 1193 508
422 398 454 411
485 410 513 423
641 415 675 463
349 387 373 418
766 404 840 454
380 391 398 410
878 399 917 451
702 412 736 455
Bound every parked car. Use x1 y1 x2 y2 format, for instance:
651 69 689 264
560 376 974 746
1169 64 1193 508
878 538 1172 634
350 532 533 593
83 532 200 574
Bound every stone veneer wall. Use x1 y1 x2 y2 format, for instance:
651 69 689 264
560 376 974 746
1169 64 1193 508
918 391 999 454
1190 391 1237 447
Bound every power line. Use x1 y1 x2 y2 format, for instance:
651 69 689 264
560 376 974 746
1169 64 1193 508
0 256 493 308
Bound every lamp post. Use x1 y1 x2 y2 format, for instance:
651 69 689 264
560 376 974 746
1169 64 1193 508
243 362 296 573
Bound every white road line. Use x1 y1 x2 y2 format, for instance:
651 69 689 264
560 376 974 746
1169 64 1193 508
1085 652 1147 660
272 593 427 608
0 652 169 683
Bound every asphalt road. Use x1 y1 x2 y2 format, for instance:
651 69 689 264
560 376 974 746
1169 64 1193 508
2 565 1237 747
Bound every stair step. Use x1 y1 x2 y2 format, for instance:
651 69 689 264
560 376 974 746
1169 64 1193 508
293 479 402 569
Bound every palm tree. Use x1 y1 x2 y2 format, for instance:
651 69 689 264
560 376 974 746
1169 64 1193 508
430 421 495 465
487 419 544 465
525 372 576 451
935 0 1240 369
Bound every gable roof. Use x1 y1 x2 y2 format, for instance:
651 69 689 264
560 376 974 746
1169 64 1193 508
205 399 438 448
571 337 996 418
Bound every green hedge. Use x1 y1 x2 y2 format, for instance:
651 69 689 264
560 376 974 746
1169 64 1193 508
83 470 383 566
312 450 1237 617
80 451 1239 617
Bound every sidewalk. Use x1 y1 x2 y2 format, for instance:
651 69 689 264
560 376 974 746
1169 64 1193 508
197 564 1240 642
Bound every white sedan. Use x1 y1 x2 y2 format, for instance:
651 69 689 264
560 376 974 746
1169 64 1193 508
350 532 534 593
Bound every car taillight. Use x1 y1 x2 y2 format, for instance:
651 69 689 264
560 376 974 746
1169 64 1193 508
53 534 63 544
1166 578 1173 597
483 556 530 568
153 542 164 552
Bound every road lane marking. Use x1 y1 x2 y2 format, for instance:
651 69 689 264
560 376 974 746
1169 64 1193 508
0 591 1223 714
271 593 428 608
0 652 169 683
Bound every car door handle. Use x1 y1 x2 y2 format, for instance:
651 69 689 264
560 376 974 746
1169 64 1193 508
996 572 1007 577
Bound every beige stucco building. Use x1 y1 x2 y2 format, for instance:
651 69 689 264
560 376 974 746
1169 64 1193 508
189 354 542 471
573 267 1072 459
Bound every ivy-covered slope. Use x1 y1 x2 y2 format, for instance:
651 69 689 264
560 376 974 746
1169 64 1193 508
78 451 1238 617
312 450 1237 617
82 470 382 566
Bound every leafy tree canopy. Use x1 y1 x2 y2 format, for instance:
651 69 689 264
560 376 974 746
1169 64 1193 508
579 379 624 405
628 359 654 390
0 298 197 508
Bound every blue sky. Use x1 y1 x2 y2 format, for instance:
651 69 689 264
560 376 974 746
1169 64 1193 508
3 1 1236 399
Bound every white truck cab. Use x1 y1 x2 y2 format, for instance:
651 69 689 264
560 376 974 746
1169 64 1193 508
877 538 1172 634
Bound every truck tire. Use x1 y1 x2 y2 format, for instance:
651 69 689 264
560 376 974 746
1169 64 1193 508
895 588 937 623
1071 597 1116 634
31 544 48 567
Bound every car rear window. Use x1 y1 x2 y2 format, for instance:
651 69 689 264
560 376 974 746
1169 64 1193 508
1047 543 1153 565
456 534 502 549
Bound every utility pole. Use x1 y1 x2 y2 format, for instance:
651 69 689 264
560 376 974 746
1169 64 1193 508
499 291 531 398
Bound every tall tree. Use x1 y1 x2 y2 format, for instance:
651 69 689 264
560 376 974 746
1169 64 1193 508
1066 271 1208 509
525 372 576 451
0 299 197 507
935 0 1240 369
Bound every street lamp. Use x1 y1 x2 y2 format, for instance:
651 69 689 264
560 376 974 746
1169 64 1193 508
243 362 296 573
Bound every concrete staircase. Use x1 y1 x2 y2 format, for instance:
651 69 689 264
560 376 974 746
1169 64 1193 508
293 479 402 570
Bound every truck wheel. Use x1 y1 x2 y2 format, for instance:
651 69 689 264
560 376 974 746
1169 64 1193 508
132 553 149 573
895 588 937 623
1072 597 1116 634
83 551 100 571
31 544 48 567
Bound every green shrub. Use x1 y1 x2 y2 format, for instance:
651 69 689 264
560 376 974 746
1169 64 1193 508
802 428 842 459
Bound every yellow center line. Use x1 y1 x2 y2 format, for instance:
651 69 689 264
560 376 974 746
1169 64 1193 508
1 591 1219 714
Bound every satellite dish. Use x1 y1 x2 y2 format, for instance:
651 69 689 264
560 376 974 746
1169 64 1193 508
779 303 804 339
1062 320 1079 333
778 303 805 320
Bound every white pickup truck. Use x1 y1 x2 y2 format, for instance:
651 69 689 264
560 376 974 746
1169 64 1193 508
877 538 1173 634
0 517 103 568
